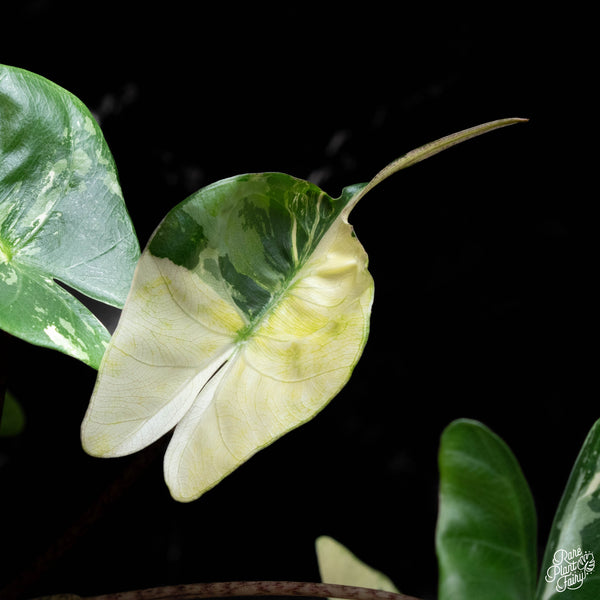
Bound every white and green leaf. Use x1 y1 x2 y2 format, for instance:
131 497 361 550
82 118 526 501
0 64 139 368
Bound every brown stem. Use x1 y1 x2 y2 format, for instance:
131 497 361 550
49 581 424 600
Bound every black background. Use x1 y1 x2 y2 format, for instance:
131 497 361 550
0 3 595 600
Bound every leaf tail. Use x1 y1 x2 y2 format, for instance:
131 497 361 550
343 117 528 215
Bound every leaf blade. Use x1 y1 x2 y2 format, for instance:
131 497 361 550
81 251 243 457
83 173 373 501
1 261 110 367
0 64 139 367
436 419 537 600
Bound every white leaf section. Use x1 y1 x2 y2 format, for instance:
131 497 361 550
163 218 373 501
81 252 244 457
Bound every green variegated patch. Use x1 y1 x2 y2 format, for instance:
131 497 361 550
82 118 526 501
0 64 139 368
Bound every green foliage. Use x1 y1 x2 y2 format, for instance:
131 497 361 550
435 418 600 600
436 419 537 600
313 420 600 600
0 64 139 369
536 419 600 600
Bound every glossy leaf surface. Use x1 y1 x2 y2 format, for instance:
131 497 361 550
82 119 525 502
316 535 399 594
436 419 537 600
536 419 600 600
0 65 139 368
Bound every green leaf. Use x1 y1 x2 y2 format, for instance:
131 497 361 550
0 389 25 437
81 119 526 502
316 536 399 594
536 419 600 600
436 419 537 600
0 64 140 368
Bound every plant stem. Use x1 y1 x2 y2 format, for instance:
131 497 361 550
73 581 423 600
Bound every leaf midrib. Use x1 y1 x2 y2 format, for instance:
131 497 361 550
233 191 351 344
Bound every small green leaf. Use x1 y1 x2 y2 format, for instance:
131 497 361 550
82 119 526 501
0 64 140 368
536 419 600 600
436 419 537 600
316 536 399 594
0 389 25 437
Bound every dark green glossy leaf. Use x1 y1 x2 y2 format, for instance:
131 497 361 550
0 64 139 368
536 419 600 600
436 419 537 600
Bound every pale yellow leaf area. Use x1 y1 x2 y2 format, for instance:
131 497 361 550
316 536 400 594
82 214 373 502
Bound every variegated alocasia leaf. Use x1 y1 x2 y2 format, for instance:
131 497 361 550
0 64 139 368
81 118 526 502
